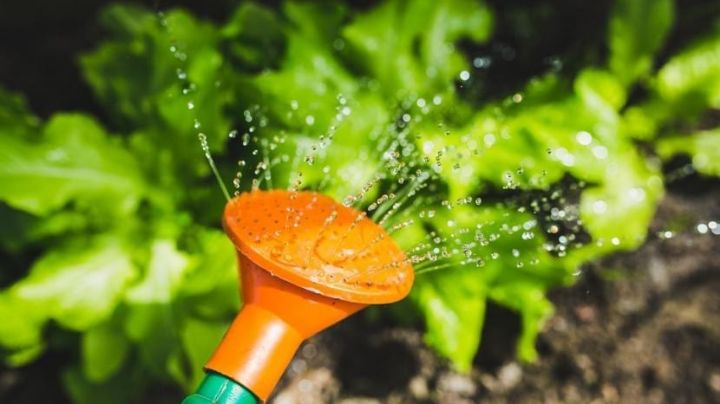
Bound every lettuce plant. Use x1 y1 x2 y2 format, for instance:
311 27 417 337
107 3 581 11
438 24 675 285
0 0 719 402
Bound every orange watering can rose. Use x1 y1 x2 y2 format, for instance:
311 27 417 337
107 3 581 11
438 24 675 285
183 190 414 403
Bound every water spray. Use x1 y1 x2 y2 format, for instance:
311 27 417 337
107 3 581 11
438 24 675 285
183 190 415 403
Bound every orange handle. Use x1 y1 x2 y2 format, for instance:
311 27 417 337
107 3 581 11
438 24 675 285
205 304 302 401
205 255 364 401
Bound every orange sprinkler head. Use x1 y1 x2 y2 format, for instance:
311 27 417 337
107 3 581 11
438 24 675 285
203 190 414 401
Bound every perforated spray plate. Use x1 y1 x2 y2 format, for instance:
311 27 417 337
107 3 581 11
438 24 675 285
224 190 414 304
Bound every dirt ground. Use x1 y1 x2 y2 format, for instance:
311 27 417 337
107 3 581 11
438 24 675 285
271 184 720 404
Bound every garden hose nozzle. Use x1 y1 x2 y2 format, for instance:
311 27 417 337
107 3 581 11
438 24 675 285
183 190 414 403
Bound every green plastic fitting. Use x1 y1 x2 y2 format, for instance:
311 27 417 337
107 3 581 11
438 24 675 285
182 372 258 404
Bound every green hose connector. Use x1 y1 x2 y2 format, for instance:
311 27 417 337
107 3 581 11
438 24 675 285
182 372 259 404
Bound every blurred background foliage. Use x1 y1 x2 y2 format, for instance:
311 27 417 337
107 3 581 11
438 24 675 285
0 0 719 402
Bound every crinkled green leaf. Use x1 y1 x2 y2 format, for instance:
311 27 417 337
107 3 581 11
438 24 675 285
609 0 674 85
414 267 485 372
248 3 390 198
657 129 720 176
0 113 145 216
81 3 232 173
343 0 492 97
12 237 138 330
125 239 191 304
81 6 215 125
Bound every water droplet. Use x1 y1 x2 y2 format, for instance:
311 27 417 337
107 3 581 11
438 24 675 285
658 230 674 239
476 56 493 69
592 200 607 214
484 133 496 147
592 145 608 159
575 131 592 146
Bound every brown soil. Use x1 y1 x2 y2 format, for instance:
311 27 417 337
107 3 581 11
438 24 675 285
271 187 720 404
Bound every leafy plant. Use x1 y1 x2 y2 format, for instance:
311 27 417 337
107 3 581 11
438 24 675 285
0 0 719 401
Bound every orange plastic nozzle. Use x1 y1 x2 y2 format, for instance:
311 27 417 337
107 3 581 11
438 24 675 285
204 190 414 401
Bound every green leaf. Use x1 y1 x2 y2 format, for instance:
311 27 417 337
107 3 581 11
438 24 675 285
81 3 232 172
125 239 191 304
343 0 492 97
123 305 180 376
579 149 664 250
655 30 720 111
81 321 130 382
0 86 40 140
221 3 286 70
12 237 138 330
180 229 239 315
81 5 216 125
0 113 145 216
0 293 44 350
6 344 45 366
575 69 627 114
656 128 720 176
609 0 674 85
413 267 486 372
489 283 553 362
412 204 566 369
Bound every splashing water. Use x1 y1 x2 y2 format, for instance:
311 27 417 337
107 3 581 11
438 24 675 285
158 9 649 280
170 61 589 278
